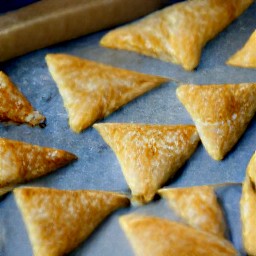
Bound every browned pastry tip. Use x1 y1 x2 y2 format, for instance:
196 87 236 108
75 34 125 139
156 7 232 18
0 138 77 195
0 71 46 127
227 30 256 69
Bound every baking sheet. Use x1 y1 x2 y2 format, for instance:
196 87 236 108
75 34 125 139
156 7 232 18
0 2 256 255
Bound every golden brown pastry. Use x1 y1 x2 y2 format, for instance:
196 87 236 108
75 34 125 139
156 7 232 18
100 0 253 71
240 152 256 255
120 214 238 256
176 83 256 160
94 123 200 203
0 71 45 126
158 186 225 237
14 187 130 256
0 138 77 195
227 30 256 68
46 54 168 133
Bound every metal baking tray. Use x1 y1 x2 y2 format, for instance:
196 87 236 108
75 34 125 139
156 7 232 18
0 2 255 255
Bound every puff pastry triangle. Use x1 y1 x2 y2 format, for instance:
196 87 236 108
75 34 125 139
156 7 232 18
176 83 256 160
46 54 168 133
0 71 45 126
120 214 238 256
14 187 130 256
94 123 199 203
101 0 253 71
227 30 256 68
0 138 77 195
240 152 256 255
158 186 225 237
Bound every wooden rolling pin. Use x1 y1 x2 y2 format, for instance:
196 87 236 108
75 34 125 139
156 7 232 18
0 0 168 62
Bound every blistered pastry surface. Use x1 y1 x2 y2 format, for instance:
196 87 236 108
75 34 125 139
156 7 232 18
101 0 253 70
120 214 238 256
0 138 77 189
14 187 129 256
46 54 168 132
0 71 45 126
159 186 225 237
177 83 256 160
94 123 199 203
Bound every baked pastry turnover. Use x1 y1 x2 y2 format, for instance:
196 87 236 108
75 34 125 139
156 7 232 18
0 71 45 126
100 0 253 71
0 138 77 196
94 123 199 203
227 30 256 68
14 187 130 256
176 83 256 160
120 214 238 256
46 54 168 133
240 152 256 255
159 186 225 237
